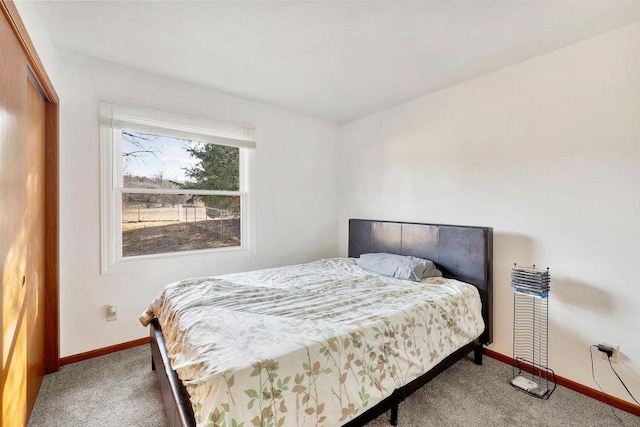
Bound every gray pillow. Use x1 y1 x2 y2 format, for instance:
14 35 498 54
356 253 442 281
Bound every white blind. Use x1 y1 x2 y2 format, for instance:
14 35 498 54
99 102 255 149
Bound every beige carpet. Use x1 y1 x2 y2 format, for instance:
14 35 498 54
28 345 639 427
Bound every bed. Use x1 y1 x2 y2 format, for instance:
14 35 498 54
143 219 493 427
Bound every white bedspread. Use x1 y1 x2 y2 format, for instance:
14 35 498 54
140 258 484 427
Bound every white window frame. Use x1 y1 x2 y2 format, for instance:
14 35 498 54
99 102 255 274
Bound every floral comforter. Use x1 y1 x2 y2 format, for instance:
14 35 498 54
140 258 484 427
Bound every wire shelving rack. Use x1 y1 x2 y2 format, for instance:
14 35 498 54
511 264 556 399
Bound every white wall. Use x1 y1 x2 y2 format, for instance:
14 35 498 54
53 50 339 357
338 22 640 405
14 0 58 85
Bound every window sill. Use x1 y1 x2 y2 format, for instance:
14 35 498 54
101 245 250 275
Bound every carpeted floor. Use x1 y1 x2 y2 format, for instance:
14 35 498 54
27 345 639 427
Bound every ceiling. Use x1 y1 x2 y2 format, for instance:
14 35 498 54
27 1 640 124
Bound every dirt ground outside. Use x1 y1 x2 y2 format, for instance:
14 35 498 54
122 218 240 257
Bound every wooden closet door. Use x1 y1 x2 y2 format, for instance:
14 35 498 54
1 2 58 425
25 77 46 417
1 9 29 426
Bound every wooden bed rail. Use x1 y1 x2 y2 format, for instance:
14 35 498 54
150 318 196 427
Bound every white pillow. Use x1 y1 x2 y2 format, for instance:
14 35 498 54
356 253 442 281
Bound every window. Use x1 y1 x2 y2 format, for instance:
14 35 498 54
100 103 255 273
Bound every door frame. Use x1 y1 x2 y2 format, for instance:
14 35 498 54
1 0 59 373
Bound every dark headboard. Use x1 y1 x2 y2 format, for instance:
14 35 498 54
348 219 493 344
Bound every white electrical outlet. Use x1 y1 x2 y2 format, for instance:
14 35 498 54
106 305 118 322
601 342 619 363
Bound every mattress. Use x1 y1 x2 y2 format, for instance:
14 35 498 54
140 257 484 427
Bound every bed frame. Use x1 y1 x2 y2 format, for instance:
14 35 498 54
149 219 493 427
